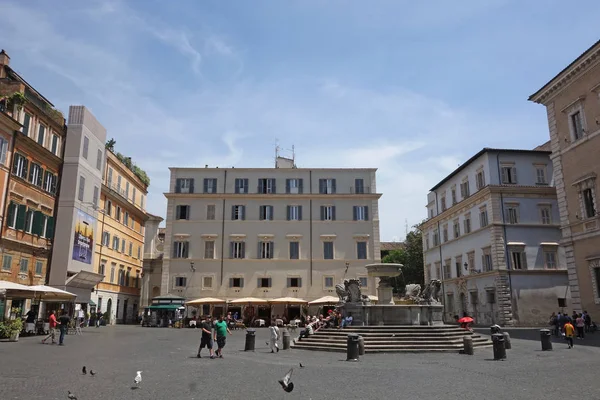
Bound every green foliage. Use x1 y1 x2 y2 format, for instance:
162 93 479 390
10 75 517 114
0 318 23 338
382 226 424 294
111 150 150 187
6 92 26 109
105 138 116 151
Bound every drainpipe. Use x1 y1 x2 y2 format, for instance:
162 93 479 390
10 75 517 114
496 153 514 324
219 169 227 285
435 191 447 321
309 170 313 286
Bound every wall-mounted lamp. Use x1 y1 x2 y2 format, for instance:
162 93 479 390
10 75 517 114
464 262 468 271
190 262 195 272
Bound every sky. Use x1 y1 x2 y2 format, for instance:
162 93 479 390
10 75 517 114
1 0 599 241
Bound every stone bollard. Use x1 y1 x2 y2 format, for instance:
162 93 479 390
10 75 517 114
502 332 512 350
244 329 256 351
346 334 360 362
463 336 474 355
491 333 506 360
540 328 553 351
282 330 291 350
358 336 365 356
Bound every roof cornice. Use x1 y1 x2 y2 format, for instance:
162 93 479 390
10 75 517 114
529 40 600 105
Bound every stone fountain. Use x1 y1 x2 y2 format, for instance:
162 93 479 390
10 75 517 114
338 263 444 326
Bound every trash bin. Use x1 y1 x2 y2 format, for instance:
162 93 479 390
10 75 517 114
491 333 506 360
540 328 552 351
282 330 291 350
463 336 474 355
346 334 360 361
358 336 365 356
245 329 256 351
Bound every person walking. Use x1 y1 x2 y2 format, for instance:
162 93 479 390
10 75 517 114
564 319 575 349
576 313 585 339
96 310 102 328
214 315 231 358
41 310 57 344
269 323 280 353
583 311 591 333
58 310 71 346
197 315 215 359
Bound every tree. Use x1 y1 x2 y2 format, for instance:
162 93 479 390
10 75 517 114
105 138 116 152
382 226 424 295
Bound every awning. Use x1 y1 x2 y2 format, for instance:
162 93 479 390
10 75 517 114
229 297 269 304
0 281 37 299
270 297 308 304
66 270 105 289
186 297 226 305
308 296 339 305
29 285 77 300
147 304 183 310
88 300 96 306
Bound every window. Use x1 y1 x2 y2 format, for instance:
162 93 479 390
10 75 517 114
583 188 596 218
319 178 336 194
259 205 274 221
112 236 119 251
434 262 441 280
353 206 369 221
132 187 136 204
359 277 368 288
476 170 485 190
12 153 28 179
141 195 145 209
235 178 249 194
175 277 187 287
176 205 190 220
173 241 189 258
230 241 245 259
82 136 89 159
175 178 194 194
443 260 452 279
206 205 216 220
464 214 471 234
204 241 215 259
544 251 557 269
22 113 31 135
289 241 299 259
257 277 272 288
203 276 213 289
43 171 57 194
540 206 552 224
287 277 302 288
117 175 122 191
2 255 11 271
98 263 105 276
501 165 518 184
571 111 584 140
433 229 440 246
286 178 303 194
425 234 429 250
482 248 493 272
442 225 448 242
259 241 274 259
510 250 527 270
37 125 45 146
78 176 86 202
19 258 28 273
28 163 42 187
320 206 335 221
105 200 112 216
110 265 115 283
441 196 447 211
107 167 113 187
128 242 133 256
231 205 245 220
92 186 99 209
35 261 43 276
96 149 102 170
479 207 489 227
455 259 462 278
258 178 276 194
102 231 110 246
323 241 334 259
25 209 34 233
229 277 244 288
121 238 125 253
5 202 17 228
124 212 130 228
453 219 460 238
137 246 141 259
51 135 59 155
354 178 365 194
486 291 496 304
125 182 130 199
451 187 457 205
536 166 547 184
506 204 519 224
324 276 334 288
287 205 302 221
460 179 470 198
356 241 367 259
446 294 455 313
0 137 8 165
13 203 26 231
115 206 121 221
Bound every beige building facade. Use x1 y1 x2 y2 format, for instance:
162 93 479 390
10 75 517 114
529 39 600 316
162 157 381 319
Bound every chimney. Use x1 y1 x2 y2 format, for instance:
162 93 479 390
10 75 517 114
0 50 10 67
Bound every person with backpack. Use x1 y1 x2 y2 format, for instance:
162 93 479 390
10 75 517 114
564 320 575 349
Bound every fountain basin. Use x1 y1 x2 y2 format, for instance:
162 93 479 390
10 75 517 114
343 303 444 326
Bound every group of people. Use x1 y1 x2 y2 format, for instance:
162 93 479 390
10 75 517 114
40 310 71 346
197 315 232 359
549 311 594 349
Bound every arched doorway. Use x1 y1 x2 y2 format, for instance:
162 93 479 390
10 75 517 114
106 298 113 325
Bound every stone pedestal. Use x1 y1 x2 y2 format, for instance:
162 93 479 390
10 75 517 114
377 278 395 305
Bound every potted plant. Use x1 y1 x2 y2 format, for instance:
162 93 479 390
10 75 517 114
0 318 23 342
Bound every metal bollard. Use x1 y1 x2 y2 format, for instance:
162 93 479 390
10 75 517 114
463 336 474 355
358 336 365 356
346 334 360 362
244 329 256 351
502 332 512 350
540 328 553 351
491 333 506 360
282 330 291 350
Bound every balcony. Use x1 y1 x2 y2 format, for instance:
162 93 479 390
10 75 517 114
350 186 371 194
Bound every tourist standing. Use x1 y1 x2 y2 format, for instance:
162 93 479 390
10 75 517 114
576 313 585 339
583 311 592 333
564 320 575 349
58 310 71 346
214 315 231 358
269 324 280 353
41 310 57 344
197 316 215 359
96 310 102 328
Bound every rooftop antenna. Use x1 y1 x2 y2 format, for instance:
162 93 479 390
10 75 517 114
275 138 280 168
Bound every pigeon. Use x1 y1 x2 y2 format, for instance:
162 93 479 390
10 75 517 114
278 368 294 393
67 391 77 400
134 371 142 386
266 341 270 346
299 363 305 368
82 366 86 375
90 370 96 376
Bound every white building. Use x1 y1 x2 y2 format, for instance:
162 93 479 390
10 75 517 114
162 157 382 320
421 147 571 326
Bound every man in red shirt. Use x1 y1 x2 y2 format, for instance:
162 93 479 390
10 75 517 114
41 310 57 344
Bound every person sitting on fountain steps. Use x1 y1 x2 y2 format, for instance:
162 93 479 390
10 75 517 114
340 313 353 329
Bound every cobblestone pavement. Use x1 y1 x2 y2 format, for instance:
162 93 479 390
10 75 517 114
1 326 600 400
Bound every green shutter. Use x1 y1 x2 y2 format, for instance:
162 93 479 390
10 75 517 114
15 204 26 230
46 216 55 238
32 211 43 235
6 202 15 228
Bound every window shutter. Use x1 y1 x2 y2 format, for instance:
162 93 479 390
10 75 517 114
173 243 178 258
271 178 276 194
175 179 181 193
37 168 43 187
32 211 42 235
12 154 19 174
320 206 325 221
298 206 303 221
287 278 291 288
6 202 15 227
231 206 235 220
240 242 245 258
229 278 233 288
286 205 291 221
22 159 28 178
298 179 303 194
186 206 190 220
241 206 246 221
331 179 337 193
243 179 248 193
203 179 209 193
332 206 336 221
501 169 508 184
286 179 290 194
269 241 274 258
511 167 517 184
240 277 244 288
229 242 234 258
46 216 54 238
257 278 262 288
258 179 264 193
235 179 240 194
189 179 195 193
0 140 7 165
28 164 34 182
269 206 274 220
268 278 272 288
258 241 262 259
319 179 325 194
298 278 302 288
353 206 357 221
15 204 26 230
175 205 181 219
364 206 369 221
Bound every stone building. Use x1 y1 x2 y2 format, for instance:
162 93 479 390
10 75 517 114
162 156 381 320
140 215 164 308
421 148 571 326
529 39 600 317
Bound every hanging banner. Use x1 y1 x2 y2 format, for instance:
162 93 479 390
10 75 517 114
72 210 95 264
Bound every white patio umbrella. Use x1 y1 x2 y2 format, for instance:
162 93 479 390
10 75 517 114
270 297 308 304
229 297 269 304
185 297 226 305
308 296 339 305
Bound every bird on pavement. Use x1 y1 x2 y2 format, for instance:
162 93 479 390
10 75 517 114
134 371 143 386
299 363 305 368
278 368 294 393
82 366 86 375
67 391 77 400
90 370 96 376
